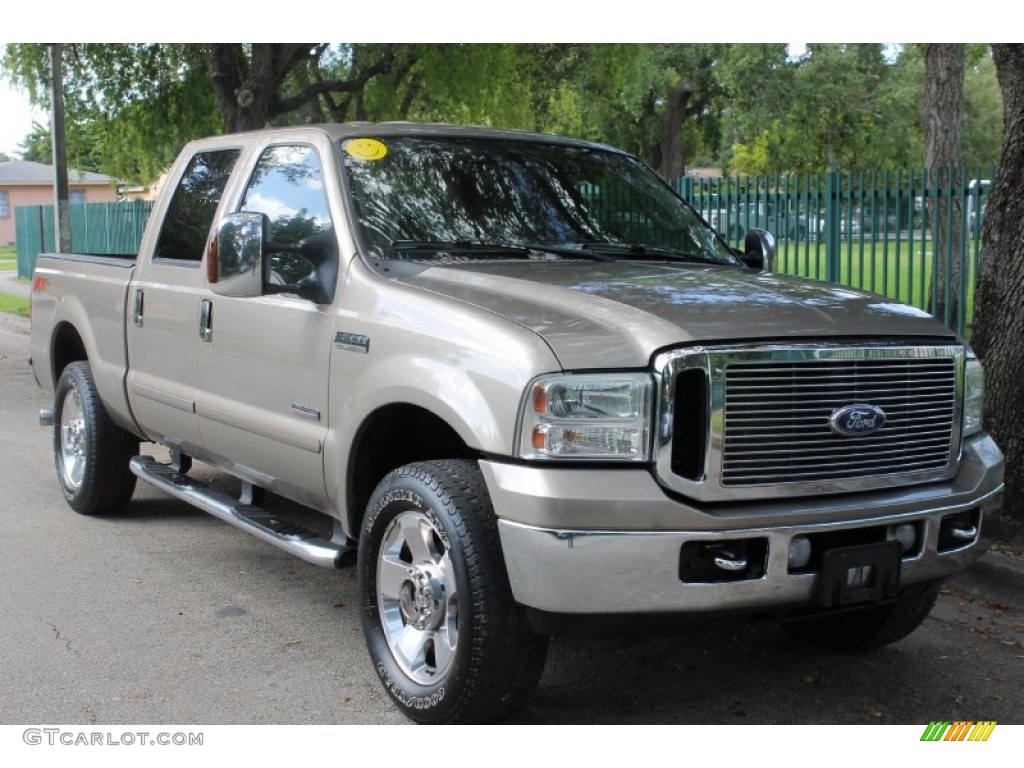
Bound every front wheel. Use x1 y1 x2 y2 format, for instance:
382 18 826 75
358 460 548 723
53 361 138 515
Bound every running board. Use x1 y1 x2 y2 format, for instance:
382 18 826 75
129 456 352 569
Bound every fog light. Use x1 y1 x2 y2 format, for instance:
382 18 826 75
892 524 916 553
788 536 811 569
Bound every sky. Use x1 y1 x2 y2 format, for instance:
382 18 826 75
0 70 43 159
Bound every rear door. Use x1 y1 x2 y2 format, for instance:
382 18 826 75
126 147 241 453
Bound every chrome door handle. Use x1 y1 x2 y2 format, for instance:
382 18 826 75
199 299 213 342
133 289 144 327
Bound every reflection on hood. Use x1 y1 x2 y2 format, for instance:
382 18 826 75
399 261 956 369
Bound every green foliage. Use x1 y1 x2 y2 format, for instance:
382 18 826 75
730 131 773 176
963 49 1003 167
4 44 223 183
17 121 49 163
0 43 1007 183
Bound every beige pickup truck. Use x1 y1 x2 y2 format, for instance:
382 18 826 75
30 123 1004 723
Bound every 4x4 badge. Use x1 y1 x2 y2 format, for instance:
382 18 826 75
830 404 886 436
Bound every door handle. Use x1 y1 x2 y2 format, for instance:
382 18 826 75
133 289 144 327
199 299 213 342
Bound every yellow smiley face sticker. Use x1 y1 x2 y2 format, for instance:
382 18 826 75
345 138 388 161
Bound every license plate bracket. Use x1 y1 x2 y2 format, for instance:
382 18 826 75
815 540 902 607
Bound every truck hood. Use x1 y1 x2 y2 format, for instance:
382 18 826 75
397 261 957 369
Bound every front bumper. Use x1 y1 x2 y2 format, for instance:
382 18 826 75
484 434 1003 615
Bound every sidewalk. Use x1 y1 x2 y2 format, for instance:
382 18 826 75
0 270 30 299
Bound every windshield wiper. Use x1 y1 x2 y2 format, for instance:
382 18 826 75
577 242 722 265
389 239 532 256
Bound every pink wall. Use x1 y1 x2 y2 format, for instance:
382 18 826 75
0 184 118 247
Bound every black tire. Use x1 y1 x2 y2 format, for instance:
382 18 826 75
782 583 940 652
358 459 548 724
53 361 138 515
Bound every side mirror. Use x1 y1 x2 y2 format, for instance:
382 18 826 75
739 228 776 272
209 213 338 304
210 212 266 298
263 228 338 305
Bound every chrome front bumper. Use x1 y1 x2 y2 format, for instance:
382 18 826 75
483 434 1004 615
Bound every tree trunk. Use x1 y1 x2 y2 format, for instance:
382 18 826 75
656 77 692 179
202 44 310 132
971 44 1024 541
924 44 965 329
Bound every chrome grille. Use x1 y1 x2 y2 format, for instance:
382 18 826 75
722 357 957 486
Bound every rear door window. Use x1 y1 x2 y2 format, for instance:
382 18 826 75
154 149 241 262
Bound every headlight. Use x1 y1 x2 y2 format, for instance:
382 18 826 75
518 373 653 461
963 352 984 438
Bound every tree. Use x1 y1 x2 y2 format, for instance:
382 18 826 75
17 121 49 163
963 46 1004 167
924 44 966 329
1 44 401 183
970 44 1024 541
581 45 733 178
0 151 10 163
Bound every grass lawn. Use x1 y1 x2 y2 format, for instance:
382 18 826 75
0 294 29 318
0 245 15 271
772 237 976 332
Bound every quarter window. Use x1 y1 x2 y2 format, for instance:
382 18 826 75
154 149 241 262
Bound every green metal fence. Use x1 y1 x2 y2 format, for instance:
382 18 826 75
676 167 994 337
13 171 991 337
15 200 153 279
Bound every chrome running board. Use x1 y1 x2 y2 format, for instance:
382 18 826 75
129 456 352 568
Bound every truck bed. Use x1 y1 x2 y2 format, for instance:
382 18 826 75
30 252 138 434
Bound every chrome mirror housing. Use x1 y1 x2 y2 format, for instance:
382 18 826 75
211 212 266 298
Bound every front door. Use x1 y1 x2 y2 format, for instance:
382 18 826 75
195 143 336 509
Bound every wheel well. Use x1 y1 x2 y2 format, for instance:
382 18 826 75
347 404 475 534
51 323 87 386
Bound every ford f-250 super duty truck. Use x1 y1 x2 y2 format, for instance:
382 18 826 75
30 123 1004 724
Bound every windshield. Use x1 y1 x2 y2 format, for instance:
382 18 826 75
340 135 737 265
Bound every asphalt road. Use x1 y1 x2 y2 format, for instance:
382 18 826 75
1 312 1022 726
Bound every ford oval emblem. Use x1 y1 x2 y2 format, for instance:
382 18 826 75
830 404 887 437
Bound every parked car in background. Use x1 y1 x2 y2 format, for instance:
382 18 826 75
967 179 990 235
702 200 821 243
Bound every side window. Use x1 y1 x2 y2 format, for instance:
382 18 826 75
154 149 240 262
240 145 333 284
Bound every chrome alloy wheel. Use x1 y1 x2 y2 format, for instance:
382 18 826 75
59 387 87 490
376 510 459 685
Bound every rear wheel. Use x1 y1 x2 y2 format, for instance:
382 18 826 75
358 459 548 723
782 583 940 652
53 361 138 515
